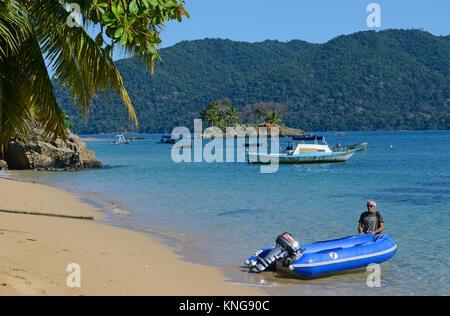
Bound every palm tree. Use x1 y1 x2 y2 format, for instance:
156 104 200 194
265 111 283 126
225 105 240 126
0 0 188 160
201 99 241 129
204 106 222 127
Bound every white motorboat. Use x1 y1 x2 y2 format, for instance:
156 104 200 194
248 136 367 164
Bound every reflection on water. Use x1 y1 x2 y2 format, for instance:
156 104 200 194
7 130 450 295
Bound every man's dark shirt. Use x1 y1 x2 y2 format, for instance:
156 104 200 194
359 211 384 234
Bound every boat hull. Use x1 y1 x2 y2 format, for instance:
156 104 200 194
246 234 397 278
248 150 356 164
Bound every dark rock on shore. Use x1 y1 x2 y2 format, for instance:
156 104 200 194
0 160 7 170
4 125 102 171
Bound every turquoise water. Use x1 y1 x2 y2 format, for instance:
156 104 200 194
7 131 450 295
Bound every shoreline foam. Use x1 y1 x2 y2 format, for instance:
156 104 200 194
0 176 263 296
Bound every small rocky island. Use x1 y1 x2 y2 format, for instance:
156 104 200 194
1 123 102 171
200 123 305 138
199 99 306 139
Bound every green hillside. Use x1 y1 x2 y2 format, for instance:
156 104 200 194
56 29 450 133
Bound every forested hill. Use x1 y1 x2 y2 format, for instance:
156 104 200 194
56 29 450 133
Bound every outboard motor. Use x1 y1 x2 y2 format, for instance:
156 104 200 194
277 233 302 262
251 233 302 273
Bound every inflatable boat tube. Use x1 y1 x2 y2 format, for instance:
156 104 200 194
246 234 397 278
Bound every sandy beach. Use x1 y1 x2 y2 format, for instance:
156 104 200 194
0 177 262 296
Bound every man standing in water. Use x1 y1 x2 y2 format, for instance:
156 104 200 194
358 200 384 234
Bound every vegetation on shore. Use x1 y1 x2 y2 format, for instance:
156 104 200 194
201 98 285 130
57 29 449 133
200 99 240 129
198 99 296 137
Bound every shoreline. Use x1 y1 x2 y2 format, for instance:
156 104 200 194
0 175 263 296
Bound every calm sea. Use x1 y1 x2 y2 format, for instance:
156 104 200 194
6 130 449 295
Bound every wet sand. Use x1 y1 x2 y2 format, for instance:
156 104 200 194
0 177 263 296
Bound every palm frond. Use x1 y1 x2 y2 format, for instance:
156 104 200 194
19 34 67 141
0 0 29 60
29 0 138 127
0 55 32 154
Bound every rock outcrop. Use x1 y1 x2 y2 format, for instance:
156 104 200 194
4 124 102 171
0 160 7 170
200 124 306 138
279 125 306 137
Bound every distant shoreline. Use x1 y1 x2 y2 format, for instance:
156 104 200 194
76 129 450 136
80 137 108 142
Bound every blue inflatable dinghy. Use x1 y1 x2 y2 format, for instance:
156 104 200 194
246 233 397 278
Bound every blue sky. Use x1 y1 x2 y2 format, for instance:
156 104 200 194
158 0 449 47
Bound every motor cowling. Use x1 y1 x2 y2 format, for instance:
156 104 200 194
276 233 301 256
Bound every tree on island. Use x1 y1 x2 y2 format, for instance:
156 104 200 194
202 104 222 127
0 0 189 160
265 111 283 126
254 107 267 124
240 102 287 126
200 99 286 135
225 104 241 126
200 98 241 129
